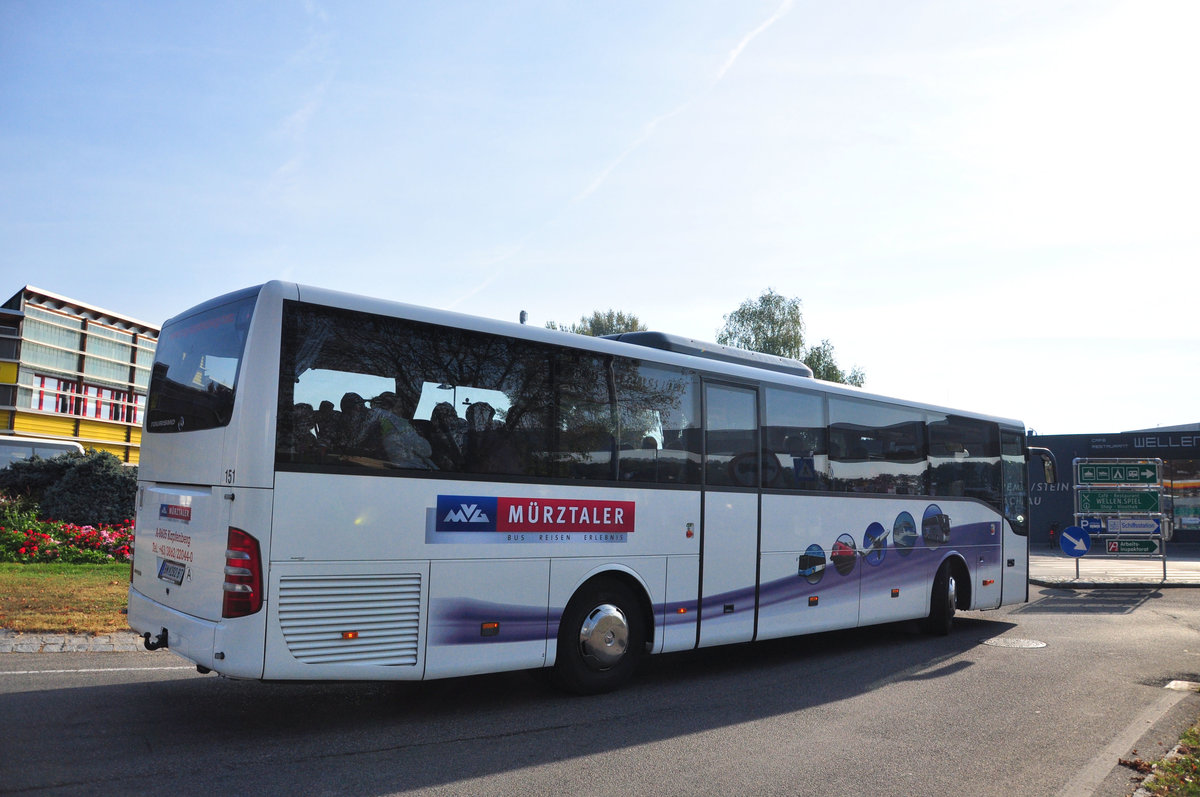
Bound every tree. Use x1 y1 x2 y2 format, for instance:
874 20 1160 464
716 289 805 359
547 309 647 337
717 289 865 386
804 339 866 387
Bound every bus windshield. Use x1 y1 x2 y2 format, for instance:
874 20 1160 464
145 291 257 434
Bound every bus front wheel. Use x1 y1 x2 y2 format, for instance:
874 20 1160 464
923 563 957 636
553 580 644 695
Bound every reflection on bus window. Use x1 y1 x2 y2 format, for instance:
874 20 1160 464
829 398 926 494
763 386 828 491
929 414 1000 510
146 290 256 433
276 302 702 483
705 384 758 488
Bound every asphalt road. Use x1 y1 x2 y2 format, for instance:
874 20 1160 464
2 586 1199 797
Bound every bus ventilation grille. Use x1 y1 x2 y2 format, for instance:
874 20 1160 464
277 573 422 666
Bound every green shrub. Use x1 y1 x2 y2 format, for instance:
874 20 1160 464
39 451 137 526
0 502 40 532
0 452 76 509
0 450 137 527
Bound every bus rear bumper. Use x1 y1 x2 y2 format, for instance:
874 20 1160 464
127 587 264 679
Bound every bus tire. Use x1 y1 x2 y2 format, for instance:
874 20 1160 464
553 580 644 695
923 562 957 636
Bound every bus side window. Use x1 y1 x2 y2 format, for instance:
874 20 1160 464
763 387 828 491
828 397 926 495
928 414 1000 510
617 364 700 485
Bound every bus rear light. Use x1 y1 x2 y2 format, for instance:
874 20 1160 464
341 631 359 640
222 527 263 618
809 596 819 607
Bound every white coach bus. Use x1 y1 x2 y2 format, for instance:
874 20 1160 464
128 282 1055 693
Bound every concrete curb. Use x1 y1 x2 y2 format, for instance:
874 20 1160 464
1031 578 1200 589
0 629 146 654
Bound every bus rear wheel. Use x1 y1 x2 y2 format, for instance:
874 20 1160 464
923 562 957 636
553 580 644 695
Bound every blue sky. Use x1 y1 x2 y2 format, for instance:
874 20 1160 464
2 0 1196 434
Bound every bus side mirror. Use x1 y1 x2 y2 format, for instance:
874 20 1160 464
1029 447 1057 484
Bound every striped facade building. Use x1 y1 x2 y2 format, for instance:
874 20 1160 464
0 286 158 464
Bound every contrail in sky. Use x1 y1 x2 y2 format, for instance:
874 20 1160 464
717 0 795 80
453 0 795 308
576 0 795 204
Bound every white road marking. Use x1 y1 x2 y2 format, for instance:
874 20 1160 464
0 666 194 676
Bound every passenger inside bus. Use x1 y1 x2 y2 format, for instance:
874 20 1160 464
429 401 466 470
331 391 435 468
369 392 435 468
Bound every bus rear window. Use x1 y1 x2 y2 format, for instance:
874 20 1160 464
145 292 257 434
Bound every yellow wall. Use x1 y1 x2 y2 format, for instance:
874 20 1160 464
14 412 76 438
78 418 126 442
129 428 142 464
0 362 16 383
90 442 127 459
11 411 140 463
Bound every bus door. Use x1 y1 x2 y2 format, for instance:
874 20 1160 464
698 382 761 647
1000 429 1031 604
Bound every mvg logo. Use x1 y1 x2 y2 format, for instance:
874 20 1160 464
443 503 490 524
435 496 499 532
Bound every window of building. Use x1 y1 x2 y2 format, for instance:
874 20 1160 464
1166 460 1200 537
27 373 142 424
29 375 70 414
84 323 134 384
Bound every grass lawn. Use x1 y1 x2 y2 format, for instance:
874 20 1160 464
0 563 130 634
1135 721 1200 796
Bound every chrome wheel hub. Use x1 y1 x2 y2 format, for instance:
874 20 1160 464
579 603 629 671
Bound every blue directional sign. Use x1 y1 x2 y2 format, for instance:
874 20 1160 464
1107 517 1162 535
1059 526 1090 558
1078 517 1163 534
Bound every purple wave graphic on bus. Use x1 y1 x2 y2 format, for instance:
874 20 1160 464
429 511 999 647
